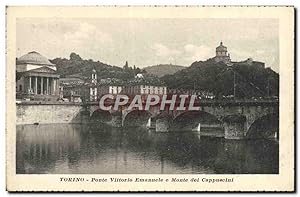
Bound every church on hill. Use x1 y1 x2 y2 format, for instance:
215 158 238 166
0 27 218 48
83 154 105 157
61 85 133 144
212 41 231 64
211 41 265 68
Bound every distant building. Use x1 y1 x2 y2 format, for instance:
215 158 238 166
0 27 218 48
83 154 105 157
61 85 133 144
238 58 265 68
59 69 99 102
123 84 167 95
90 69 98 101
135 73 144 79
59 70 125 102
167 89 215 99
59 74 84 102
109 86 123 94
57 60 167 101
16 51 60 101
211 42 266 69
97 85 123 96
91 69 97 84
213 41 231 64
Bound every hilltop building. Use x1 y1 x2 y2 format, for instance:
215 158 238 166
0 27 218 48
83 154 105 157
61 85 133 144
16 51 60 101
211 42 265 68
213 41 231 64
238 58 265 68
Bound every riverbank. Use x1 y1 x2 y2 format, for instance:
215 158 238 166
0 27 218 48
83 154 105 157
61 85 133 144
16 102 86 125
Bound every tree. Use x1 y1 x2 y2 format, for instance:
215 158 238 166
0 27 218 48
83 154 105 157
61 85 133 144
124 61 129 70
70 52 82 61
136 67 141 75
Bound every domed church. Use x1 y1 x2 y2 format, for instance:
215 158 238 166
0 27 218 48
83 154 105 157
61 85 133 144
213 41 231 64
16 51 60 101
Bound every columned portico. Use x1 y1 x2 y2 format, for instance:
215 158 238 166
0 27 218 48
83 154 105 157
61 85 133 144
16 51 60 101
20 73 59 100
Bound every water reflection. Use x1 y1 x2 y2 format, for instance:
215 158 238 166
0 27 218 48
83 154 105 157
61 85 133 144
16 124 278 174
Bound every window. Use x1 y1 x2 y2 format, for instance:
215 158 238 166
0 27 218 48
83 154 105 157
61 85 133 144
19 85 22 91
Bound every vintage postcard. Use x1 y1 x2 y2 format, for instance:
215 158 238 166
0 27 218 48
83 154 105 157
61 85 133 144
6 6 294 192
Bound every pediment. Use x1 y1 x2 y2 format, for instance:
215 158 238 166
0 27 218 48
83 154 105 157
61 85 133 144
27 66 57 74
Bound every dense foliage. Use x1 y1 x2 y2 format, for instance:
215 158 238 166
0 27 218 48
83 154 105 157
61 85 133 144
143 64 185 77
51 53 162 85
51 53 140 80
161 59 279 98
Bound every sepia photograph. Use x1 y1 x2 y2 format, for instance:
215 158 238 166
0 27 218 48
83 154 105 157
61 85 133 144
6 6 294 192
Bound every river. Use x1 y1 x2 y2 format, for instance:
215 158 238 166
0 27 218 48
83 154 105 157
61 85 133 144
16 124 279 174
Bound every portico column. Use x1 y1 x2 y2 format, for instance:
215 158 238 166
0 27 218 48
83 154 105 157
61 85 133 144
35 76 38 94
29 76 32 93
51 78 54 95
46 77 49 95
53 79 56 95
49 78 52 95
56 79 59 96
41 77 43 95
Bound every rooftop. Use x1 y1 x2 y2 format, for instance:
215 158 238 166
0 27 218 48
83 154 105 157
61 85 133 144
216 42 227 52
17 51 55 66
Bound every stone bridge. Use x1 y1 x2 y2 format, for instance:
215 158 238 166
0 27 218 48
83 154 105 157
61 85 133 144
85 99 279 139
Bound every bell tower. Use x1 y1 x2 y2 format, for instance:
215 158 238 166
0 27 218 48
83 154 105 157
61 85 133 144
91 69 97 84
90 69 98 101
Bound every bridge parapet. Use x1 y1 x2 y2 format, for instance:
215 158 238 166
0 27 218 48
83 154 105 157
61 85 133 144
84 99 279 139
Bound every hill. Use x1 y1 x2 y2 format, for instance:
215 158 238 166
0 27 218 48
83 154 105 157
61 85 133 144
143 64 185 77
51 52 164 85
51 52 279 99
51 53 135 80
161 59 279 99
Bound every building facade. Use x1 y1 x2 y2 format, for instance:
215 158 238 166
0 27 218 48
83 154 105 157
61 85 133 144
59 69 125 102
59 70 99 102
59 75 84 102
16 51 60 101
123 85 167 95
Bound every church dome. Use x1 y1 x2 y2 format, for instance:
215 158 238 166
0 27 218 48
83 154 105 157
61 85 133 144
216 42 227 52
17 51 55 66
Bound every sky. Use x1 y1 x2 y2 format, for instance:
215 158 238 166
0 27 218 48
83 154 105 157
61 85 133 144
16 18 279 72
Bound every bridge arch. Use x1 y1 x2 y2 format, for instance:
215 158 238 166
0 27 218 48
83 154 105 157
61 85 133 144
122 110 154 127
172 110 223 131
246 113 279 139
90 109 112 123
